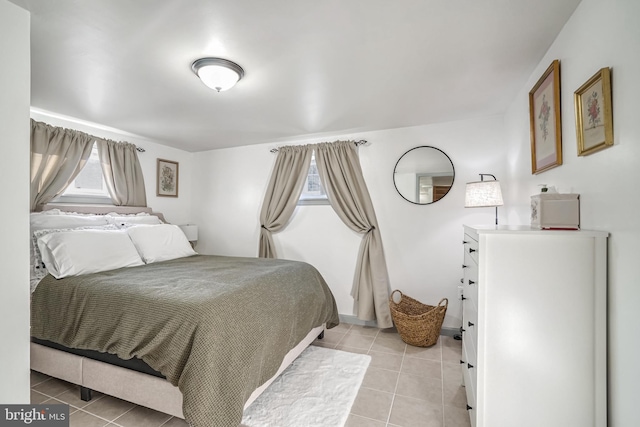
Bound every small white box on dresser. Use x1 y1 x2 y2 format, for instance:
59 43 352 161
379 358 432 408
530 193 580 229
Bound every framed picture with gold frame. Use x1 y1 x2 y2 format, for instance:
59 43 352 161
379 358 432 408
529 60 562 174
574 67 613 156
156 158 179 197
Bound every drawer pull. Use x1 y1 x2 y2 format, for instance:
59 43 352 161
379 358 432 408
468 279 475 285
462 264 468 269
460 360 465 364
467 363 474 369
469 248 476 254
462 240 469 245
459 326 466 333
460 278 464 284
467 404 473 411
468 321 475 327
461 295 467 301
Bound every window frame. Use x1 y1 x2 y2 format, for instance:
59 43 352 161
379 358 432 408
51 144 114 205
298 151 330 206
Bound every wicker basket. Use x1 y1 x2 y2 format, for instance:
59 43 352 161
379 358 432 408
389 290 448 347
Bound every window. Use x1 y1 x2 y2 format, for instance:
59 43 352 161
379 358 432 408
298 152 329 205
54 144 112 204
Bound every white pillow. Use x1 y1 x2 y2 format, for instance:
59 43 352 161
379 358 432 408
29 213 112 286
106 215 163 228
30 210 89 218
32 224 119 266
126 224 197 263
32 208 64 215
37 229 144 279
31 225 119 286
30 213 110 232
106 212 150 216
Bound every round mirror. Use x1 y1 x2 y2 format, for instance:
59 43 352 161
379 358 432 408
393 146 455 204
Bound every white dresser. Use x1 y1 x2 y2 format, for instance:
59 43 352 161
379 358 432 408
461 225 607 427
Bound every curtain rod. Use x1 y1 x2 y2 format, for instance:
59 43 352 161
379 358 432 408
269 139 367 153
34 118 147 153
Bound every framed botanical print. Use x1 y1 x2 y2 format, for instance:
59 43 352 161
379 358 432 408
574 67 613 156
529 60 562 174
156 158 179 197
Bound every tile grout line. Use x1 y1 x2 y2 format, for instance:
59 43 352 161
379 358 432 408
365 328 381 353
108 403 140 426
70 406 123 426
158 416 179 427
349 413 389 426
384 341 406 426
31 383 109 416
35 393 113 425
440 339 446 427
332 324 351 348
346 324 379 421
30 380 129 427
30 376 52 388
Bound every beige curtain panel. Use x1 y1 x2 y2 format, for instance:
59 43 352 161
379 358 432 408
30 120 95 211
315 141 392 329
96 139 147 207
259 145 312 258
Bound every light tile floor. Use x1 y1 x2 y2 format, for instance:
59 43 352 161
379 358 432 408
314 323 471 427
30 324 470 427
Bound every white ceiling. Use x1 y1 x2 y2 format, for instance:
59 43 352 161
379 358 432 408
10 0 581 152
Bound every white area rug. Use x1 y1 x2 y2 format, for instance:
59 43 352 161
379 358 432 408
241 346 371 427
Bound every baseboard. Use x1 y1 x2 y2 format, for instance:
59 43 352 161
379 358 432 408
440 327 459 337
339 314 459 338
338 314 379 328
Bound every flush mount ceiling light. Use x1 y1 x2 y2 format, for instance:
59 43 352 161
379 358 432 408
191 58 244 92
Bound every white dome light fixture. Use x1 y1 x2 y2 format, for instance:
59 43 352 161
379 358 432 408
191 58 244 92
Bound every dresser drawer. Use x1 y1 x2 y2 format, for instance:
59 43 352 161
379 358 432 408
462 333 477 396
464 233 479 265
462 341 477 427
462 297 478 348
462 261 478 307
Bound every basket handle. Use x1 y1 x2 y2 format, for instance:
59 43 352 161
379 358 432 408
390 290 403 303
438 298 448 309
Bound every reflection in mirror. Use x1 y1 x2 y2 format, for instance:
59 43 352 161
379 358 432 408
393 146 455 204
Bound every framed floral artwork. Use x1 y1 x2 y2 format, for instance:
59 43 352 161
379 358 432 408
574 67 613 156
156 158 179 197
529 60 562 174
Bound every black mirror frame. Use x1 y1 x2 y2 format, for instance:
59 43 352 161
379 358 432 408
393 146 455 205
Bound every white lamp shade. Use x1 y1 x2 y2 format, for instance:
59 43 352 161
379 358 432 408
465 181 504 207
178 224 198 242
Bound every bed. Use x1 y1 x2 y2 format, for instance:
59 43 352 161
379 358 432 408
29 205 339 427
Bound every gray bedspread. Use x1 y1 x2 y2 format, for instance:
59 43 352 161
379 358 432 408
31 255 339 427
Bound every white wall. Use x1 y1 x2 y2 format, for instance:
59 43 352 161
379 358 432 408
503 0 640 425
0 0 31 404
192 115 507 328
30 110 194 225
